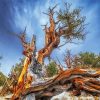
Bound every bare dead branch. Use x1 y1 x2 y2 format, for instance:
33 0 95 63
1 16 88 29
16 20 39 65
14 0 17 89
58 40 80 48
42 12 49 15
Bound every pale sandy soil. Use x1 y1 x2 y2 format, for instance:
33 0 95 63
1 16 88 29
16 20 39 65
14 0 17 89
0 94 12 100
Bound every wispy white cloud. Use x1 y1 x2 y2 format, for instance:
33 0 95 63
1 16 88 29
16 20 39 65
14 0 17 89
14 5 35 38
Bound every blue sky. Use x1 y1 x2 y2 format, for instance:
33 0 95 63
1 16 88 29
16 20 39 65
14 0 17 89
0 0 100 75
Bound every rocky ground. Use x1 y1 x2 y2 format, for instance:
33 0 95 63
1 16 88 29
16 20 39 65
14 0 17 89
9 92 100 100
51 92 100 100
0 88 100 100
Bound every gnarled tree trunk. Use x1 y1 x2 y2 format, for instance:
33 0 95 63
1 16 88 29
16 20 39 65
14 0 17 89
11 5 100 100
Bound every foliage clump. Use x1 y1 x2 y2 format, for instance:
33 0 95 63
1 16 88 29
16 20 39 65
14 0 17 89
57 2 86 42
79 52 100 68
0 72 7 86
9 58 25 81
46 62 58 77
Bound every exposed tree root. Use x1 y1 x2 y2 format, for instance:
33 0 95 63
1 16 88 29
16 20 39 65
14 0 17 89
11 68 100 100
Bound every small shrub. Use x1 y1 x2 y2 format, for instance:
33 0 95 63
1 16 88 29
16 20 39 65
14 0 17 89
47 62 58 77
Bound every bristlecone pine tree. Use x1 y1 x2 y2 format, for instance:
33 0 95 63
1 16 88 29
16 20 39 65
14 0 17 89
11 2 100 100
